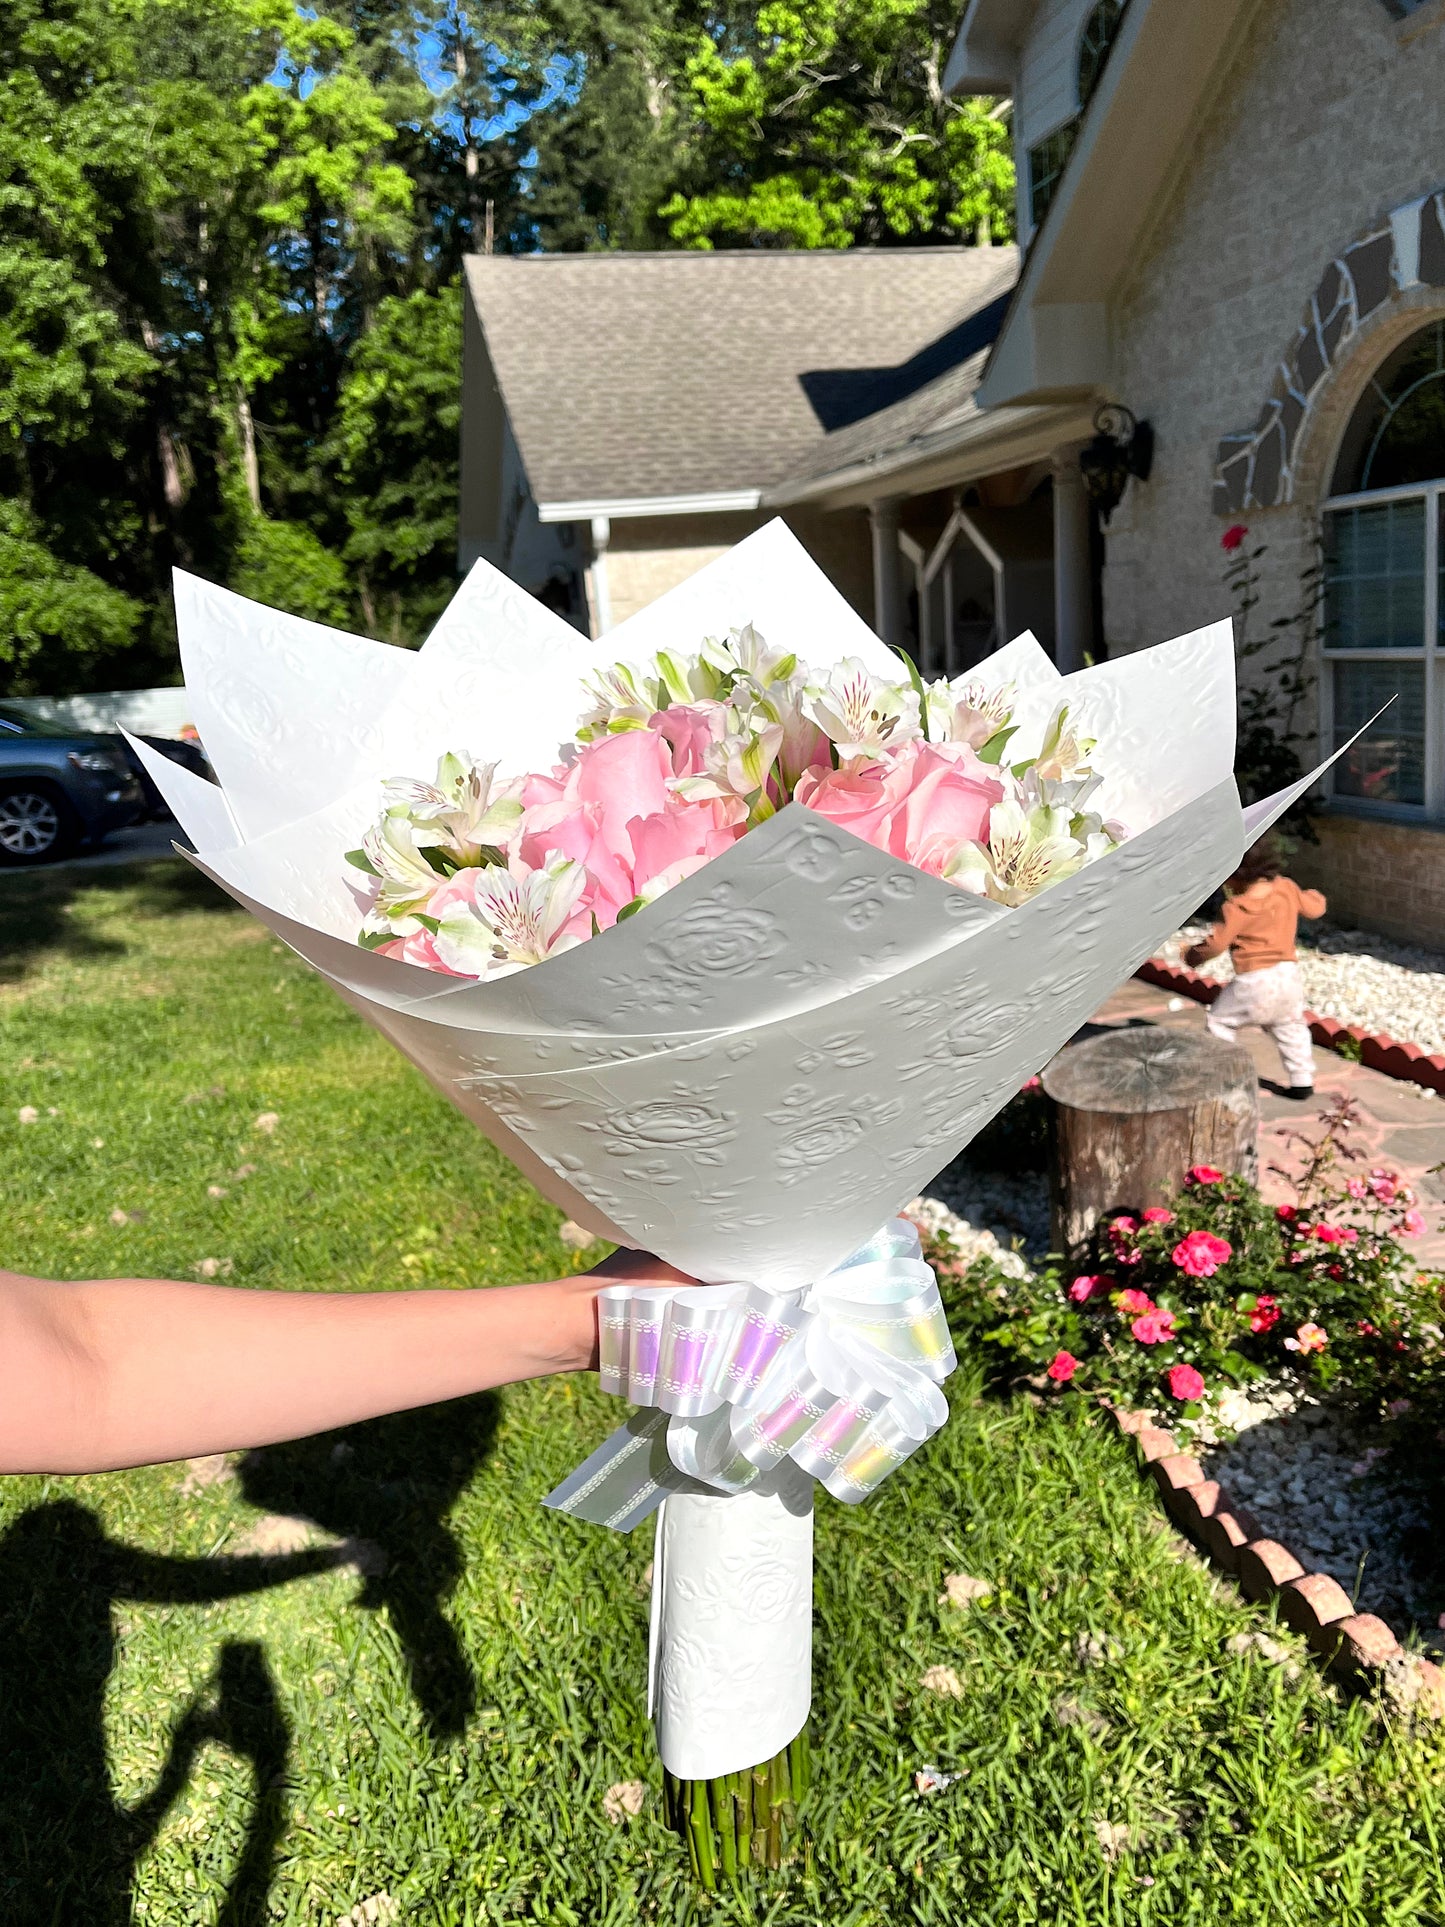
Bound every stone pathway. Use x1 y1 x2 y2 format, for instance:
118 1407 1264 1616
1089 978 1445 1265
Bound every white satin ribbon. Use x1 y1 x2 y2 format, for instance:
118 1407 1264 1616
545 1219 954 1530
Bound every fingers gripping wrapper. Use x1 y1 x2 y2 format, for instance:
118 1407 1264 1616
545 1219 952 1529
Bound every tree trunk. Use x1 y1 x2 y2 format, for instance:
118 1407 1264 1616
236 389 261 513
1042 1028 1258 1256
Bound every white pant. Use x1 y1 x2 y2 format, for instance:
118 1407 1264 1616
1206 960 1315 1087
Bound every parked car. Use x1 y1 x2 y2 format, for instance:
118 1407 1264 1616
118 732 214 822
0 702 146 863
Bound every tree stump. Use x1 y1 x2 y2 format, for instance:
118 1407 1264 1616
1041 1028 1259 1256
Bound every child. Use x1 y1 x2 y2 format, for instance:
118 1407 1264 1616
1184 841 1325 1098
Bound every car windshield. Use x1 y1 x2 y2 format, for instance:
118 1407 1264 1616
0 702 77 738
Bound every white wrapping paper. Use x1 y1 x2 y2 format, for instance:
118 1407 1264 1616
134 518 1342 1780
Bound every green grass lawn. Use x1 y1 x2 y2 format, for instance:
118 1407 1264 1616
4 858 1445 1926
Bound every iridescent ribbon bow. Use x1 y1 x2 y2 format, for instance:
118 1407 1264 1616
544 1220 955 1532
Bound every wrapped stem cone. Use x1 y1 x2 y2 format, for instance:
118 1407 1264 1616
650 1469 813 1881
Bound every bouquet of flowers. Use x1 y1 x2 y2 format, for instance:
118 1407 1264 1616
349 624 1126 978
129 520 1326 1880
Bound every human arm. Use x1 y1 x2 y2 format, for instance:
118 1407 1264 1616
1183 901 1238 967
0 1248 691 1476
1292 881 1327 920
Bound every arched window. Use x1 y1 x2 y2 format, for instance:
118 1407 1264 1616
1322 319 1445 812
1078 1 1126 110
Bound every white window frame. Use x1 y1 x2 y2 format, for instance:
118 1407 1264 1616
1320 477 1441 820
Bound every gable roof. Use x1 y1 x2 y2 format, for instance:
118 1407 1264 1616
463 247 1019 515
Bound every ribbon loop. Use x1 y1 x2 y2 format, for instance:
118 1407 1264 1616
546 1219 956 1531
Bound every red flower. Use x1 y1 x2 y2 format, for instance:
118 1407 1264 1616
1047 1350 1079 1382
1069 1273 1112 1304
1311 1224 1358 1245
1249 1295 1280 1334
1117 1287 1154 1315
1357 1320 1377 1337
1221 524 1249 552
1276 1204 1297 1221
1020 1074 1042 1092
1167 1364 1205 1401
1141 1207 1175 1225
1188 1165 1224 1185
1172 1229 1233 1277
1131 1309 1178 1345
1109 1215 1138 1234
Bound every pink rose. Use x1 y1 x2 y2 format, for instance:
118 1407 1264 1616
1403 1208 1426 1236
1109 1215 1138 1234
650 702 725 777
1370 1175 1398 1205
1069 1273 1112 1304
1117 1288 1154 1315
796 740 1003 872
1221 524 1248 552
1249 1295 1281 1334
1310 1224 1358 1245
1047 1350 1079 1382
1187 1164 1223 1185
1131 1309 1178 1345
1141 1207 1175 1225
1167 1364 1205 1401
1171 1230 1232 1277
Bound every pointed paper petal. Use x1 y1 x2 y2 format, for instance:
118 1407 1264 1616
173 569 415 841
120 729 240 852
603 520 901 680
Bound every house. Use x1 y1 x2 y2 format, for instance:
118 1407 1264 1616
460 0 1445 944
458 246 1019 647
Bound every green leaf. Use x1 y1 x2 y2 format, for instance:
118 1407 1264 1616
344 847 380 876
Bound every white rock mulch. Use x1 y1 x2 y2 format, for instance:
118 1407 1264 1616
1157 922 1445 1060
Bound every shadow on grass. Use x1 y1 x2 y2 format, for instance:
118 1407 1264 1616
0 857 238 986
0 1499 342 1925
238 1391 502 1742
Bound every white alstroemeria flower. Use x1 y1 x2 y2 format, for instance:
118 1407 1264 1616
576 662 663 739
1032 703 1096 784
925 677 1016 753
805 658 920 760
355 810 449 923
706 716 785 824
944 796 1090 908
384 754 524 866
433 856 587 976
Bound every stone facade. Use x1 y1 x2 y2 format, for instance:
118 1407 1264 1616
1099 0 1445 939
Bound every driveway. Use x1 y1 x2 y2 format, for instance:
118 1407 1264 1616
0 822 187 877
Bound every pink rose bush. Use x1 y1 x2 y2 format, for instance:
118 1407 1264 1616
926 1095 1444 1435
349 627 1127 978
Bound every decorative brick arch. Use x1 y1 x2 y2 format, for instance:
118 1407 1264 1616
1213 188 1445 513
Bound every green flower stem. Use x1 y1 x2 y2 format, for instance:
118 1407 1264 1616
663 1733 809 1888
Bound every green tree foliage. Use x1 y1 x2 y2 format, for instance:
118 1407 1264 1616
657 0 1014 250
2 0 1015 696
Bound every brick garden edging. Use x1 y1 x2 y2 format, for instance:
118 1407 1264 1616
1110 1403 1445 1710
1135 959 1445 1096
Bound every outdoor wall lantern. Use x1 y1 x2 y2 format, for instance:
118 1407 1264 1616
1079 403 1154 521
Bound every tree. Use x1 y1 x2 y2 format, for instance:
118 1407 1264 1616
657 0 1014 249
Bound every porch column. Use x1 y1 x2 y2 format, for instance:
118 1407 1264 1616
1052 454 1092 675
587 513 613 637
869 497 906 650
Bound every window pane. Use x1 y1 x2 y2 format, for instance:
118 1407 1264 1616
1323 499 1425 649
1332 660 1425 805
1028 119 1078 228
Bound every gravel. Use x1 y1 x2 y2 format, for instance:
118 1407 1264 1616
921 1157 1051 1262
1157 921 1445 1058
1203 1394 1440 1638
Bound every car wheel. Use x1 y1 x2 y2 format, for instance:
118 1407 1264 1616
0 783 80 864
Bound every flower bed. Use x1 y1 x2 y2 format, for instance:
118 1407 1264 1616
927 1095 1438 1432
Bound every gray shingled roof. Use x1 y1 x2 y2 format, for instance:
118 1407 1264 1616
464 248 1019 508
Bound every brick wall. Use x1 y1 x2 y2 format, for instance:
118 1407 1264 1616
1293 816 1445 949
